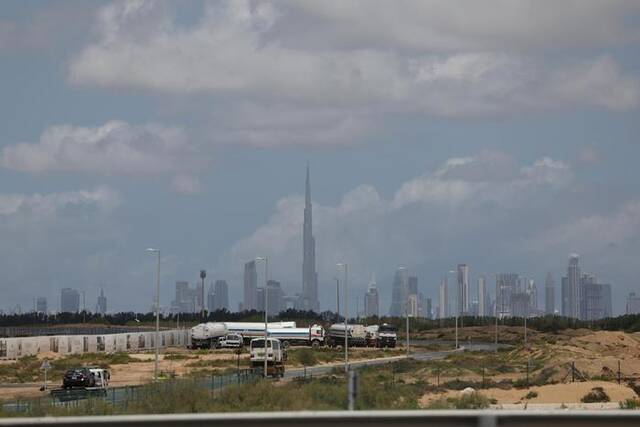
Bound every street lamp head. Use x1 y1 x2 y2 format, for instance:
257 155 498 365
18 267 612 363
200 270 206 279
147 248 159 253
336 262 346 268
255 256 266 262
398 266 407 271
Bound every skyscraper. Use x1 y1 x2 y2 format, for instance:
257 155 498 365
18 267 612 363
214 280 229 310
389 268 407 316
364 275 379 317
266 279 285 315
477 276 488 317
36 297 47 314
407 276 419 317
60 288 80 313
457 264 469 315
301 164 319 312
566 253 581 319
244 260 257 311
626 293 640 315
96 288 107 315
496 273 517 318
439 277 449 318
580 274 612 320
544 272 555 315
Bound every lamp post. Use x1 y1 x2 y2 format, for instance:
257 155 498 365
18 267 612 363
447 270 458 349
337 263 348 373
146 248 161 381
200 270 206 321
256 257 268 377
335 277 340 323
398 266 409 357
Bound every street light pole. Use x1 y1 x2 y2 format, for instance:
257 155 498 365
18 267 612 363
335 278 340 323
256 257 269 378
448 270 458 349
147 248 161 381
200 270 206 321
337 263 348 373
398 266 409 357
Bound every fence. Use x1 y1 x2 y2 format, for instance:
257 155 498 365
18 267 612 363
0 329 190 360
2 368 262 415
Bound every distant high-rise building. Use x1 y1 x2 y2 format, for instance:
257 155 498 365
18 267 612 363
527 279 538 311
207 284 216 313
457 264 469 315
96 289 107 315
256 288 265 312
439 277 449 318
477 276 488 317
496 273 517 318
389 268 408 316
545 272 555 315
364 275 379 317
407 276 419 317
60 288 80 313
214 280 229 311
580 274 612 320
244 260 257 311
626 293 640 315
301 164 319 312
511 292 530 318
172 281 198 313
267 279 285 315
564 253 581 319
36 297 47 314
425 297 433 319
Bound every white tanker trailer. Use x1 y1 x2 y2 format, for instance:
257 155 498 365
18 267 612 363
190 321 296 349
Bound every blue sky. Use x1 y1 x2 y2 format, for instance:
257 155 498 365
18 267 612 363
1 0 640 315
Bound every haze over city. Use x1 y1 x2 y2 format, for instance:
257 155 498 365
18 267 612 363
2 0 640 316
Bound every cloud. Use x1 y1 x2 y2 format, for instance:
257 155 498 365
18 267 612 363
225 152 576 307
170 174 202 195
68 0 640 122
1 120 205 176
0 186 120 218
0 186 124 310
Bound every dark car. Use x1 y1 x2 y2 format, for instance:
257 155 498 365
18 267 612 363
62 367 95 389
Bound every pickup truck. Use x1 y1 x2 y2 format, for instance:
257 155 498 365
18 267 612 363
217 333 243 348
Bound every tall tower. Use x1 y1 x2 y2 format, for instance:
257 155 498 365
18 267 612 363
302 164 319 311
567 254 581 319
457 264 469 315
544 272 555 315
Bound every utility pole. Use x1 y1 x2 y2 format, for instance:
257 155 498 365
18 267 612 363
200 270 207 320
147 248 161 381
335 278 340 322
337 263 348 373
256 257 269 378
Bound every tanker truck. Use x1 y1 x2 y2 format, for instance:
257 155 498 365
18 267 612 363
190 321 296 349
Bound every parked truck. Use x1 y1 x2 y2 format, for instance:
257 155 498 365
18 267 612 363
365 323 398 348
250 337 286 377
51 367 110 402
190 321 297 349
325 324 367 348
266 325 324 348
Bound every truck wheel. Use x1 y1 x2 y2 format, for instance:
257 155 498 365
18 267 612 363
311 340 320 349
282 341 290 349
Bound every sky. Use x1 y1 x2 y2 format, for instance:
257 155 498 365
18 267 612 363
1 0 640 315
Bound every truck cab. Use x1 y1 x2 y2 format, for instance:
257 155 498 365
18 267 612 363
250 338 286 377
217 333 243 349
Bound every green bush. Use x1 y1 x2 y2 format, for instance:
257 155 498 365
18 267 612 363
581 387 610 403
619 399 640 409
524 391 538 400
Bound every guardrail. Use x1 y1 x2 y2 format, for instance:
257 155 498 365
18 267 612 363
2 410 640 427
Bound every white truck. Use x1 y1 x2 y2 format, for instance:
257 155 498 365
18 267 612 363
325 324 367 348
217 333 243 349
190 321 297 349
266 325 324 348
51 367 110 402
365 323 398 348
250 337 286 377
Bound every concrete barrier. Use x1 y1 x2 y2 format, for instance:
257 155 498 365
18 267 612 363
0 329 190 360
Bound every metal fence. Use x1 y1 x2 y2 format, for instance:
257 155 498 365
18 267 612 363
2 368 262 415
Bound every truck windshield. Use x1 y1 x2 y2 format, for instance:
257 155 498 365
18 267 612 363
251 340 272 349
379 325 397 333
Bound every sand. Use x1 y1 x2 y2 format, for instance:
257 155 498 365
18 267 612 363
419 380 637 407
